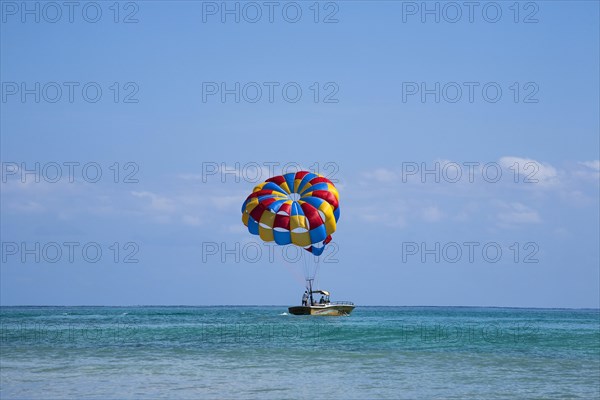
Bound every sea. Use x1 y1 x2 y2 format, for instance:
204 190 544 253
0 306 598 399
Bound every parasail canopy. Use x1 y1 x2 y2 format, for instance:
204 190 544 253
241 171 340 256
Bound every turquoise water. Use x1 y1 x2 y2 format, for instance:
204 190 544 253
1 306 598 399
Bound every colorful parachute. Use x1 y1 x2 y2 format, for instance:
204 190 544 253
241 171 340 256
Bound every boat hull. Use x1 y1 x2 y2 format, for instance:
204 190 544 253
288 304 355 316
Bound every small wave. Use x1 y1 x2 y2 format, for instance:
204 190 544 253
279 312 288 316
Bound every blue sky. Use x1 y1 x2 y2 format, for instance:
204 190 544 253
1 1 598 307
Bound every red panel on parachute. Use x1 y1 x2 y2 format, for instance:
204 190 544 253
250 204 267 222
266 175 286 186
311 190 339 209
273 215 290 230
300 202 324 228
247 189 275 199
278 202 292 215
295 171 310 180
309 176 333 185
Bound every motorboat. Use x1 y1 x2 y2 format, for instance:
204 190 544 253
288 282 355 316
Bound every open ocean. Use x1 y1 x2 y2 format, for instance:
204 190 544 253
1 306 598 399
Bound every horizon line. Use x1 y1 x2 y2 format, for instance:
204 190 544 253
1 304 598 311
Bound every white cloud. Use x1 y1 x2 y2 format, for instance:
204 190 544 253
131 190 201 225
579 160 600 171
128 187 248 227
496 202 541 227
421 206 443 222
181 215 202 226
452 202 480 222
558 190 593 206
351 205 407 228
9 200 44 212
361 168 397 182
131 191 176 213
498 156 559 186
574 160 600 182
210 194 244 210
224 224 247 234
349 200 446 228
177 173 203 181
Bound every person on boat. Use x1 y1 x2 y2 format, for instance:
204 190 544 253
319 296 325 304
302 291 308 306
